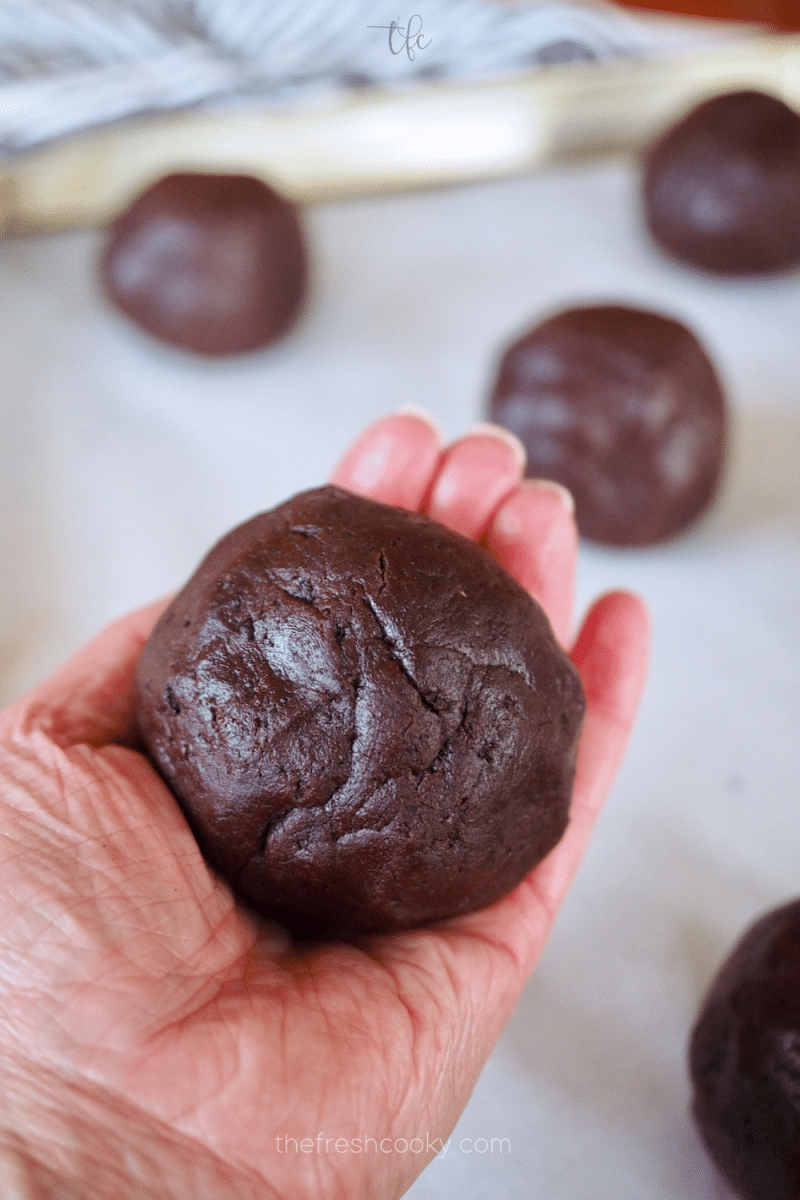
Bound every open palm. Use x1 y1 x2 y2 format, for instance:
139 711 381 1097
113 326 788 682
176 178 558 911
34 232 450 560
0 413 649 1200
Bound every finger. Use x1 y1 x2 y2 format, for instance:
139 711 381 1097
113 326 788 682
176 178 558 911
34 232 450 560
329 409 443 511
529 589 651 917
9 597 171 750
424 424 526 539
485 479 577 647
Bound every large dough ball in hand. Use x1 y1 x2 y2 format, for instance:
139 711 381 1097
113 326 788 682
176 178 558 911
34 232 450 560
135 486 585 933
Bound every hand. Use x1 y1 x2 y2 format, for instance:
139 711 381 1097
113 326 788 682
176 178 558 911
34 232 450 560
0 412 649 1200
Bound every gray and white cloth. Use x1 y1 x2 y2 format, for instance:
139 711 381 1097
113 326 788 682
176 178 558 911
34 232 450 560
0 0 740 154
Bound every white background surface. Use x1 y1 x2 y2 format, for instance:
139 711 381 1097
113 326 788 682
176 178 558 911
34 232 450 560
2 152 799 1198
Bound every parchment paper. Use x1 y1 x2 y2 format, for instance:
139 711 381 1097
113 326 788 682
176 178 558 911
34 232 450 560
1 153 799 1199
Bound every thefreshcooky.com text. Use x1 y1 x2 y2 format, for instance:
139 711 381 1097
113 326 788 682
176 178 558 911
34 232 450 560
275 1133 511 1156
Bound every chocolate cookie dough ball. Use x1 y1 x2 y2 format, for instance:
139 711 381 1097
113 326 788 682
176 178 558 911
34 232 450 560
690 898 800 1200
101 172 308 355
643 90 800 274
135 486 585 933
488 305 726 547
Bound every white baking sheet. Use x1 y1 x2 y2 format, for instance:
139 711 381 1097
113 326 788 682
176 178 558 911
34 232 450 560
1 154 799 1199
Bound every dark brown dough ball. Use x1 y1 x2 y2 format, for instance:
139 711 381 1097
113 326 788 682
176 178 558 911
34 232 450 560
135 485 585 934
690 898 800 1200
101 172 308 355
643 90 800 274
487 304 726 547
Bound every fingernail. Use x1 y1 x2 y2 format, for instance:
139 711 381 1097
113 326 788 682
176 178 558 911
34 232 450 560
394 405 444 437
463 422 527 469
523 478 575 515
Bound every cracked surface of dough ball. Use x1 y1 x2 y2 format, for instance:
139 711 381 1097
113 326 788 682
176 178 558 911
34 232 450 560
101 172 308 355
488 304 726 547
643 90 800 275
690 897 800 1200
135 486 585 933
